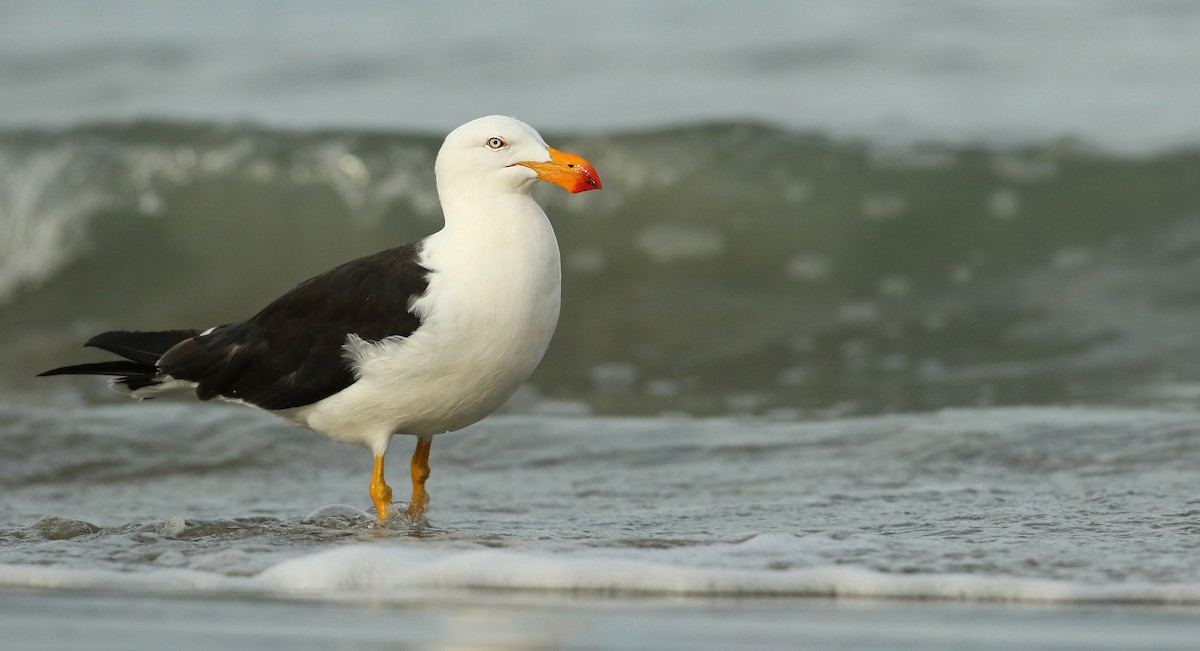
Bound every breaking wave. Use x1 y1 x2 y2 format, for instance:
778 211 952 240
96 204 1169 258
3 121 1200 417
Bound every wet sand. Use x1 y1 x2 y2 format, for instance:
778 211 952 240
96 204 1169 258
4 588 1199 651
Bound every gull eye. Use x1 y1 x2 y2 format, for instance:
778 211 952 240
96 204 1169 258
486 137 507 150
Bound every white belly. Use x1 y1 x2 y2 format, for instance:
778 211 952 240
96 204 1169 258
288 203 561 455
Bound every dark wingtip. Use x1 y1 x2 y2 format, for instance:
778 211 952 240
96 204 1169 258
37 360 155 378
84 330 135 350
83 329 201 366
37 365 86 377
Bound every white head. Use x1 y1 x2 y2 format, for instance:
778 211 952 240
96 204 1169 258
434 115 601 198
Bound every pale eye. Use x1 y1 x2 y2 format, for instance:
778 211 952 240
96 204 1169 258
486 137 507 150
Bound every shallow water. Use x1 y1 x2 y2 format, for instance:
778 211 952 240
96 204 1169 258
4 402 1200 606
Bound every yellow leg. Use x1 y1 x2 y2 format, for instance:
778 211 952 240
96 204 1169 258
408 437 432 521
369 454 393 521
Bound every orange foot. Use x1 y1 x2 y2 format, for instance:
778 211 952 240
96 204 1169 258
369 454 393 521
407 437 432 524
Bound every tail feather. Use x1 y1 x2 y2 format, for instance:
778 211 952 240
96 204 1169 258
85 330 201 366
38 360 152 377
39 329 202 395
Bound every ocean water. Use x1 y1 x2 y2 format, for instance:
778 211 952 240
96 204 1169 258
5 401 1200 595
4 1 1200 648
5 1 1200 153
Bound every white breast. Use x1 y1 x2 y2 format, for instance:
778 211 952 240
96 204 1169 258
290 194 561 455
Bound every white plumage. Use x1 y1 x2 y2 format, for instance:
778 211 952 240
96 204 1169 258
291 177 565 453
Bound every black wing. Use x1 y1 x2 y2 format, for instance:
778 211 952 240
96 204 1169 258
158 243 430 410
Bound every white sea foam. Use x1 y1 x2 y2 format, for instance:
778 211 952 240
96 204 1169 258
0 147 112 306
256 543 1200 604
4 540 1200 605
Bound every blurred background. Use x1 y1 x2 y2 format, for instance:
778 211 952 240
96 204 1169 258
3 0 1200 417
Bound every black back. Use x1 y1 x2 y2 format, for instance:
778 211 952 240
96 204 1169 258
158 243 430 410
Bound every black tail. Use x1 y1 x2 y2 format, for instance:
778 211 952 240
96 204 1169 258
39 329 201 392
